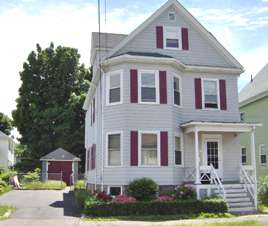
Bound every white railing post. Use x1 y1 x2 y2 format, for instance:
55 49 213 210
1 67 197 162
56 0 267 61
251 127 258 208
195 128 200 199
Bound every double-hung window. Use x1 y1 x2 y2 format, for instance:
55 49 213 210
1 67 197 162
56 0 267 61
241 147 247 165
173 76 181 106
107 132 121 166
260 144 267 165
106 71 122 105
164 26 181 49
139 71 158 103
175 136 183 166
140 132 159 166
203 79 219 109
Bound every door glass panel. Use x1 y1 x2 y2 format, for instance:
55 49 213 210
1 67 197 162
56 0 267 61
207 141 219 169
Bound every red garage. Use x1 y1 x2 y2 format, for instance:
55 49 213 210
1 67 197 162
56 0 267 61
40 148 80 185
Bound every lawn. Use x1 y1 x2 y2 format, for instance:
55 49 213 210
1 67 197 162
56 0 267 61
84 213 233 222
174 222 264 226
0 205 15 220
22 180 66 190
0 185 12 196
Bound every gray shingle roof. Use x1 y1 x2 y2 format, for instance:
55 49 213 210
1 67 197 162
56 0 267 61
239 63 268 106
40 148 80 161
91 32 127 49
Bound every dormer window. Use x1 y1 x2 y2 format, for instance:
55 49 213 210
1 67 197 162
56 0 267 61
164 26 181 49
168 12 175 21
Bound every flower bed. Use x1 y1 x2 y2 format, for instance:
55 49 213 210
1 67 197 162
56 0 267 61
84 199 227 217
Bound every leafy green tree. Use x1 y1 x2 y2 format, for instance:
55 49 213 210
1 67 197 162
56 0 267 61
12 43 91 170
0 112 13 135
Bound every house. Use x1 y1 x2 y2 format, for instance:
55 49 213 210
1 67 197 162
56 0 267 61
0 131 15 169
239 63 268 179
40 148 80 185
83 0 260 212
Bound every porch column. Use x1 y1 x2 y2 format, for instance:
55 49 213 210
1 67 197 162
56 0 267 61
194 128 200 199
251 127 258 208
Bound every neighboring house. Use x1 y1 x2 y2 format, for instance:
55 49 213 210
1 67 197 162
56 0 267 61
239 63 268 179
0 131 15 169
83 0 260 211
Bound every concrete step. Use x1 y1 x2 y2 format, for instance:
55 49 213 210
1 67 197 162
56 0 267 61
225 192 248 198
226 197 251 203
228 202 253 207
229 206 255 213
223 184 244 189
215 188 246 194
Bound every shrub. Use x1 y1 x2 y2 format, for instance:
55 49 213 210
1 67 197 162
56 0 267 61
127 178 157 201
84 199 228 217
175 184 196 200
0 170 17 183
21 168 41 184
75 190 91 208
259 176 268 205
156 195 174 202
96 192 112 202
74 180 85 190
112 195 136 203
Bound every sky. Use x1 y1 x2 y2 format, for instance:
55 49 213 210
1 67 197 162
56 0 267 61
0 0 268 117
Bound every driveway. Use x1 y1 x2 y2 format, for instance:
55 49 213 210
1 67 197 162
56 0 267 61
0 188 81 225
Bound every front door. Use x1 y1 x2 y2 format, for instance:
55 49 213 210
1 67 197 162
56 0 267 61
202 135 223 179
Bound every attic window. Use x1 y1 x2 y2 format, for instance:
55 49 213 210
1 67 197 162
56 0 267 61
169 12 175 21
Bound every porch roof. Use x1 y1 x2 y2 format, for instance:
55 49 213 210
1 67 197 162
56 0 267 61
180 121 261 133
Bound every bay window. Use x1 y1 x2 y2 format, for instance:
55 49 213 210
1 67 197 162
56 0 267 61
140 132 159 166
106 71 122 105
173 76 181 106
107 132 121 166
139 71 158 103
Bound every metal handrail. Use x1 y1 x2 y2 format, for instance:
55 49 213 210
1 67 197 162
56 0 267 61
240 165 256 206
210 164 226 200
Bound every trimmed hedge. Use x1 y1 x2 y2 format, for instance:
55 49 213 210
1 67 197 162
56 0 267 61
84 199 227 217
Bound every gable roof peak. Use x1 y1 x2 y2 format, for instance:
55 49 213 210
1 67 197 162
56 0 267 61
107 0 243 70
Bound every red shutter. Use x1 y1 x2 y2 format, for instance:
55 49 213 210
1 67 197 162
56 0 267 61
130 131 138 166
159 71 167 104
91 144 96 170
87 149 90 170
156 26 163 49
181 28 189 50
160 131 168 166
195 78 202 109
130 69 138 103
90 103 92 126
220 80 227 110
93 98 95 123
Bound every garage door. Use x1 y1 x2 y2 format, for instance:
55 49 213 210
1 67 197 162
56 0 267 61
47 161 72 185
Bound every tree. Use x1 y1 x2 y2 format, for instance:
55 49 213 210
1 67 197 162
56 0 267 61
0 112 13 135
12 43 91 170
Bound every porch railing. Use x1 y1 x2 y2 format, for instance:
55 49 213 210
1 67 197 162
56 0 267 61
210 164 226 200
240 165 256 207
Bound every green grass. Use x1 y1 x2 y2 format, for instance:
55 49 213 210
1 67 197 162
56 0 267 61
0 205 15 220
258 204 268 213
0 186 12 196
83 212 233 222
172 222 264 226
22 180 66 190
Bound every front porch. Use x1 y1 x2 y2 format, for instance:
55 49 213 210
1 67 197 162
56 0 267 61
180 121 261 210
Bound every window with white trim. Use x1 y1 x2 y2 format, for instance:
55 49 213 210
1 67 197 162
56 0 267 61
260 144 267 165
241 147 247 165
203 79 219 109
106 71 122 105
173 76 181 106
107 133 121 166
175 136 183 165
240 112 245 122
140 132 159 166
164 26 181 49
108 186 122 196
168 12 176 21
139 71 158 103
